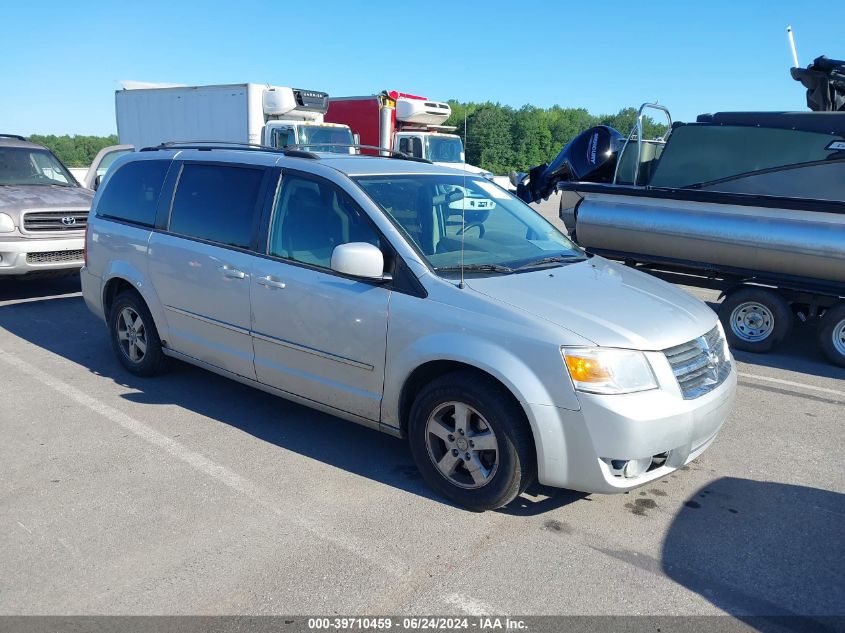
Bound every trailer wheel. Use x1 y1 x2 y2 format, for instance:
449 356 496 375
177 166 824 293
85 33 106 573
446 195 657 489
818 303 845 368
719 287 792 353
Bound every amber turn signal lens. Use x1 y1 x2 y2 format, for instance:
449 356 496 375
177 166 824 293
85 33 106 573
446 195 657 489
564 355 612 383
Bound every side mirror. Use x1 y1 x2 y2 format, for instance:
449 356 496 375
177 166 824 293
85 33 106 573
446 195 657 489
331 242 389 281
93 174 103 191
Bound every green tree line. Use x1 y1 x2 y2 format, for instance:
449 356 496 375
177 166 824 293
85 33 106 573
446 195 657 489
28 103 667 174
27 134 118 168
445 103 668 174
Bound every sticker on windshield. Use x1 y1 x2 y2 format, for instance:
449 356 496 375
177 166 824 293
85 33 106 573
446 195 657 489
825 140 845 151
475 180 511 200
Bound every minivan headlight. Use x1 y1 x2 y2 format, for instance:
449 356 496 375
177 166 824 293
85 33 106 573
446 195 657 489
0 213 15 233
561 347 657 395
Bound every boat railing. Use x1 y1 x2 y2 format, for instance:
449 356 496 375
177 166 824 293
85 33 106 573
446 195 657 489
613 102 673 186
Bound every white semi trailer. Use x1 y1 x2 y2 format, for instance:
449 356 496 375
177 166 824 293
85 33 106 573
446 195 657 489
115 82 354 152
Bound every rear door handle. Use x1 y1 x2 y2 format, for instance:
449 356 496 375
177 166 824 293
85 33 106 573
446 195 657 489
257 275 286 289
218 265 246 279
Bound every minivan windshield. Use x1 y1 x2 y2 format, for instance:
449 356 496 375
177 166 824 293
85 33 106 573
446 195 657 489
0 147 77 186
355 175 584 274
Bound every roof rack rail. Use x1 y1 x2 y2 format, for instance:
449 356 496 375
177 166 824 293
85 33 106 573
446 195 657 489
139 141 320 160
286 143 433 163
0 134 28 141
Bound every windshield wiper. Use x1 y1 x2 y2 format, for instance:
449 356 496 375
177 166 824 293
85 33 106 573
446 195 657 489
435 263 514 274
513 254 587 271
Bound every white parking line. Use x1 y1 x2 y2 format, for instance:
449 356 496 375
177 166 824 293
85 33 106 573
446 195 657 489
0 347 408 577
738 371 843 397
0 292 81 307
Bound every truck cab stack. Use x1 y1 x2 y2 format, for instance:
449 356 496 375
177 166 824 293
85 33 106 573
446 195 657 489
326 90 490 175
115 82 355 153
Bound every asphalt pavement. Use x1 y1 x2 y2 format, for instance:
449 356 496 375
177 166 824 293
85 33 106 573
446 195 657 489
0 274 842 619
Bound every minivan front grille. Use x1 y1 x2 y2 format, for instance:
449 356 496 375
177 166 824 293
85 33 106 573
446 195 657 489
22 210 88 232
664 326 731 399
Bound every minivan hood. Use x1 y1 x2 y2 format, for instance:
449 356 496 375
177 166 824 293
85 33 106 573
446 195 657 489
465 257 717 350
0 185 94 218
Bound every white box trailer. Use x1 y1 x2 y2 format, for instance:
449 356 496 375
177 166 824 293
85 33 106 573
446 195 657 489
115 82 354 151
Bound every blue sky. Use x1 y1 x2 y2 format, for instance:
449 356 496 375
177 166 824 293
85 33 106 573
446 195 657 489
2 0 841 136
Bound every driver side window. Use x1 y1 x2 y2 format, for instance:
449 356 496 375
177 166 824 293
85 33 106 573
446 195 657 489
268 175 381 270
271 128 297 149
398 137 423 158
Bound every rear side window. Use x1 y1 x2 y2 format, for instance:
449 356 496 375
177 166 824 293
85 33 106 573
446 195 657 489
96 160 170 226
168 163 264 249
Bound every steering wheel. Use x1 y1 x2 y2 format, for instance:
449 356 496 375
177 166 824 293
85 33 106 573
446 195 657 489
457 222 485 238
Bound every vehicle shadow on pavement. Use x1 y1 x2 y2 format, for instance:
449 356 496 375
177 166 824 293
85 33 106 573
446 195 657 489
662 477 844 628
498 483 586 516
0 291 575 513
0 275 81 302
731 334 845 382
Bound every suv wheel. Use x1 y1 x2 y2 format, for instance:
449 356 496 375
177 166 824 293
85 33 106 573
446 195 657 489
109 290 168 376
408 371 535 511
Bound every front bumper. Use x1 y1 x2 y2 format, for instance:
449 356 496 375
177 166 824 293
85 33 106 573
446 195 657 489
0 235 84 275
529 363 737 493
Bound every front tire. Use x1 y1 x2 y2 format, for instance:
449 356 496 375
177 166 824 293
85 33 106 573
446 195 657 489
818 303 845 368
108 290 168 377
719 287 792 353
408 371 536 511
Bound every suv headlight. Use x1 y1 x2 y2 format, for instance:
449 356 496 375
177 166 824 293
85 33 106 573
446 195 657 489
0 213 15 233
561 347 657 394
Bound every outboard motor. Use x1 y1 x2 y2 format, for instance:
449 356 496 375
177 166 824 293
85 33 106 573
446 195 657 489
516 126 624 203
791 55 845 112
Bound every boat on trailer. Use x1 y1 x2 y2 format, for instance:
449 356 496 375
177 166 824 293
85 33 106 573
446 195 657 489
515 56 845 366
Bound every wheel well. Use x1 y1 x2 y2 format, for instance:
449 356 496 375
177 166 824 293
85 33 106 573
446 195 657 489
398 361 528 437
102 277 136 317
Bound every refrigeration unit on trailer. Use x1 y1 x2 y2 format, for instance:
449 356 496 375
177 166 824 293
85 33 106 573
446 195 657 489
115 82 354 152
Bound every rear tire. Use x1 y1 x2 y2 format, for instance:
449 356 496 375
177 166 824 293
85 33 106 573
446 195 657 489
108 290 169 377
408 370 536 511
818 303 845 368
719 287 792 353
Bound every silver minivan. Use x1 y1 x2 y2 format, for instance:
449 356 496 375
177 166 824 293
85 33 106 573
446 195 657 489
81 146 736 511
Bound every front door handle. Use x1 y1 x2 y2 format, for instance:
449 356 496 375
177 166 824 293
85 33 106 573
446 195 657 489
218 265 246 279
257 275 286 289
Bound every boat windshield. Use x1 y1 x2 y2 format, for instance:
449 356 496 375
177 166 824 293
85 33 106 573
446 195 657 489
0 147 77 187
354 174 584 275
650 124 845 190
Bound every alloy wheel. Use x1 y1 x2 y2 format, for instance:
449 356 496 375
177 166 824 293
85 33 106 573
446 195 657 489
424 401 499 489
116 307 148 363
